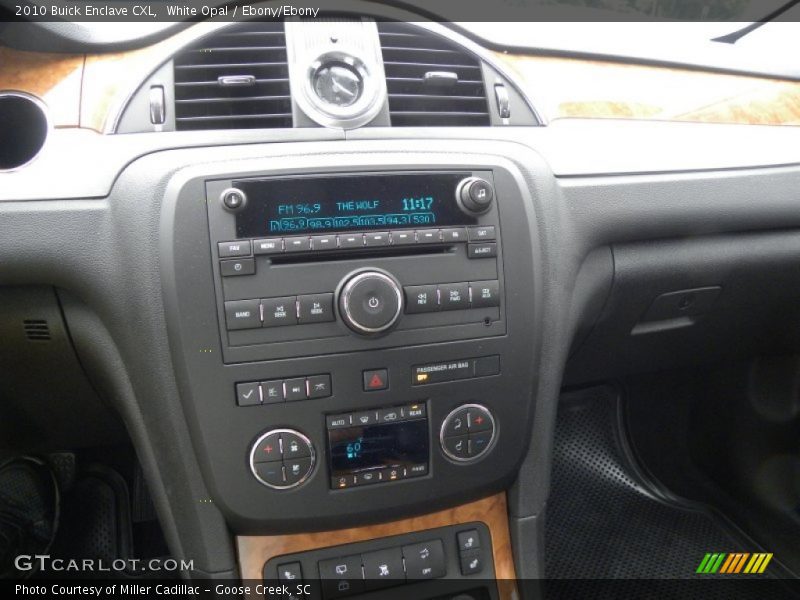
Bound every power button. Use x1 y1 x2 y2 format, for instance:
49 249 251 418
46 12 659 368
338 270 403 335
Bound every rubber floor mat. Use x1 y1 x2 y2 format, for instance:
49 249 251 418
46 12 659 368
544 386 791 599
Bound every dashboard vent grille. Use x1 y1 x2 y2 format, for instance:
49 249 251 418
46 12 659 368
23 319 51 342
173 23 292 130
378 22 490 127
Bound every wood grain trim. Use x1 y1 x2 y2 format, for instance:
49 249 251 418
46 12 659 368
0 48 84 127
495 52 800 126
237 493 517 594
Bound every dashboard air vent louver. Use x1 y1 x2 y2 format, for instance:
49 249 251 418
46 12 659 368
377 22 490 127
173 22 292 131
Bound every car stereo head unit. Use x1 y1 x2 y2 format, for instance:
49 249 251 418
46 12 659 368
232 173 482 238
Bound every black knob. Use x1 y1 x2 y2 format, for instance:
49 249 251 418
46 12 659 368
456 177 494 215
220 187 247 211
338 270 403 335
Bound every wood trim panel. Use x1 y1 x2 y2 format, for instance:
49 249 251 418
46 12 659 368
237 493 517 595
0 48 83 127
495 52 800 126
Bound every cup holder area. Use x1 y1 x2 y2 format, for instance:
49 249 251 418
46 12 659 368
0 91 50 171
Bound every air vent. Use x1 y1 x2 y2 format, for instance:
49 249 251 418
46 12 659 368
23 319 51 342
378 22 490 127
173 22 292 131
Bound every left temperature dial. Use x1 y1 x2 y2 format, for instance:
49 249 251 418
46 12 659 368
249 429 315 490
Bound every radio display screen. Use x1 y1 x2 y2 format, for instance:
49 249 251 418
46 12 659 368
233 173 476 237
328 417 428 483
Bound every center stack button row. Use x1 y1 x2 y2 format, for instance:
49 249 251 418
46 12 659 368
225 293 334 330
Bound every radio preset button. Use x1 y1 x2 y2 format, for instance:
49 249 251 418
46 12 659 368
468 226 496 241
391 230 415 245
311 234 337 251
467 242 497 259
298 293 335 324
253 238 283 255
338 233 365 249
441 227 468 243
416 229 441 244
220 257 255 277
224 299 261 330
365 231 390 247
439 283 469 311
284 236 312 252
404 285 439 314
218 240 251 258
261 296 297 327
339 271 403 335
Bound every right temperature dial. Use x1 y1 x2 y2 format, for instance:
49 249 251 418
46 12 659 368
440 404 496 462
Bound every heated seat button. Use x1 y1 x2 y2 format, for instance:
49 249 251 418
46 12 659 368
253 432 282 463
442 435 469 460
261 297 297 327
224 299 261 330
439 283 469 311
362 547 405 590
402 540 446 580
298 293 335 324
470 280 500 308
442 408 468 437
404 285 439 314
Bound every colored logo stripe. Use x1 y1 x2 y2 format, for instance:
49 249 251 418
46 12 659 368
697 553 773 574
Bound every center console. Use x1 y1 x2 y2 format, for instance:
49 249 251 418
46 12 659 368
163 149 539 537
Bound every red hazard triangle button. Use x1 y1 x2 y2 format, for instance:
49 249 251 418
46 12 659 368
363 369 389 391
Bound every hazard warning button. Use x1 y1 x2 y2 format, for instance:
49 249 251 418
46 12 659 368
363 369 389 392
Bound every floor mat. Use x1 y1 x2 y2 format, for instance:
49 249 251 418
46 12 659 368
544 386 791 599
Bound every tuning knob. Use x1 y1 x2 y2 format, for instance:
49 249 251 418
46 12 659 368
456 177 494 215
338 270 403 336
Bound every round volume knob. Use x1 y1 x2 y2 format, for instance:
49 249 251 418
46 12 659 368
338 270 403 335
456 177 494 215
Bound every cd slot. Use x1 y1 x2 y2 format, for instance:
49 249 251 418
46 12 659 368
270 244 454 265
